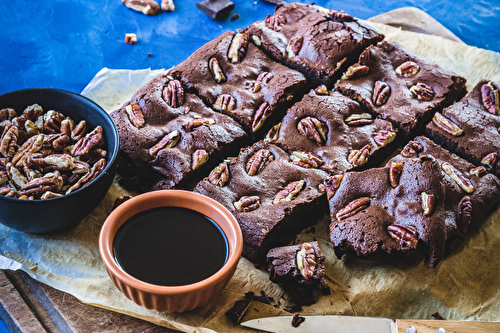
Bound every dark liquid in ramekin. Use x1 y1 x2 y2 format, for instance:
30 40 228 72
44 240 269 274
113 206 228 286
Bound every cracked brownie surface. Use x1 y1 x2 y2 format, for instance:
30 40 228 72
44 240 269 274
245 2 384 87
335 41 467 137
110 74 247 192
389 136 500 249
169 31 309 136
270 89 397 174
194 141 328 263
328 156 447 268
425 79 500 177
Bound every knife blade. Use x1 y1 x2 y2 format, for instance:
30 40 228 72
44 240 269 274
241 315 395 333
241 315 500 333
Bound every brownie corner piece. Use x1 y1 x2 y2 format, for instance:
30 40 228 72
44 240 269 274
266 241 328 305
335 41 467 138
193 141 329 263
327 156 447 268
110 74 247 192
245 2 383 87
425 79 500 177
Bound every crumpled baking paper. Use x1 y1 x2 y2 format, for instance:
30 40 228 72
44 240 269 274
0 23 500 333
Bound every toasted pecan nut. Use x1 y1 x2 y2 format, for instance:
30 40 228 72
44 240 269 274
246 149 274 176
228 33 248 63
469 165 487 177
389 162 404 187
256 71 274 85
344 113 373 126
125 101 145 128
43 110 65 134
348 144 370 167
441 162 475 193
457 196 472 234
432 112 463 136
421 192 435 216
297 116 328 145
410 82 435 101
0 123 19 158
481 81 500 115
324 174 343 200
387 224 418 247
273 180 305 205
252 102 272 132
122 0 162 15
71 126 104 158
124 33 138 44
314 85 329 95
341 63 369 80
208 162 230 186
401 140 423 158
264 13 286 31
234 195 260 212
374 130 396 147
336 197 370 220
184 117 215 131
161 0 175 11
395 61 420 77
290 151 324 169
192 149 209 170
0 108 17 121
213 94 236 112
296 243 317 278
481 152 498 170
163 79 185 108
264 123 281 142
209 57 227 83
149 130 181 157
286 36 303 59
373 81 391 106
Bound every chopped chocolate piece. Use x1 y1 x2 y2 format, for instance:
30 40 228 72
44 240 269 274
197 0 234 21
272 89 397 174
245 3 384 87
225 298 251 324
336 41 467 138
292 313 306 327
426 79 500 178
328 156 447 268
231 13 240 21
194 141 328 262
267 241 328 305
389 136 500 250
252 290 274 304
432 312 445 320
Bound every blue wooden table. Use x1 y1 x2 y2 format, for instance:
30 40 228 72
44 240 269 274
0 0 499 96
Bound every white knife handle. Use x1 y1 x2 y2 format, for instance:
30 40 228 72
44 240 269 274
396 319 500 333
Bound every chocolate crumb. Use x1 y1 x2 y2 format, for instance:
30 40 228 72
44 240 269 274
292 314 305 327
231 13 240 20
252 290 274 304
112 196 132 210
147 52 152 57
225 299 251 324
432 312 445 320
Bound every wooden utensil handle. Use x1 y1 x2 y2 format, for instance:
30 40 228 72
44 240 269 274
397 319 500 333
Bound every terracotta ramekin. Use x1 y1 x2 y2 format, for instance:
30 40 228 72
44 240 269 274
99 190 243 313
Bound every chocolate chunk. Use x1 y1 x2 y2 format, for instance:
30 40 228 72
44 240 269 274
432 312 445 320
225 298 251 324
196 0 234 21
292 314 306 327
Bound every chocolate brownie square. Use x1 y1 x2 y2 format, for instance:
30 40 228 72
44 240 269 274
168 31 309 136
245 3 384 87
194 141 329 262
267 241 328 305
389 136 500 248
269 89 397 174
110 74 247 192
425 79 500 177
327 156 447 268
335 41 467 138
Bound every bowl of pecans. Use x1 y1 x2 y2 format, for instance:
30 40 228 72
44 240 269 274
0 88 119 233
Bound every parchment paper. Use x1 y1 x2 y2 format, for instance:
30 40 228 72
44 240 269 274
1 23 500 333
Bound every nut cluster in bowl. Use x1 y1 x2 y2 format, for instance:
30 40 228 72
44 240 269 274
0 88 119 234
0 103 107 200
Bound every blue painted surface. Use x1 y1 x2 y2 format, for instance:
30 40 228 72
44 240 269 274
0 0 499 96
0 318 9 333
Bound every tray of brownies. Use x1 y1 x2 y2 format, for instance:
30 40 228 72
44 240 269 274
1 3 500 332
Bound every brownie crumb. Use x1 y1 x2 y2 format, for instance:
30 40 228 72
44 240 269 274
292 314 305 327
231 13 240 21
225 299 251 324
432 312 445 320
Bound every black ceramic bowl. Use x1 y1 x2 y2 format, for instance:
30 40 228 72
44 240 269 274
0 88 119 233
